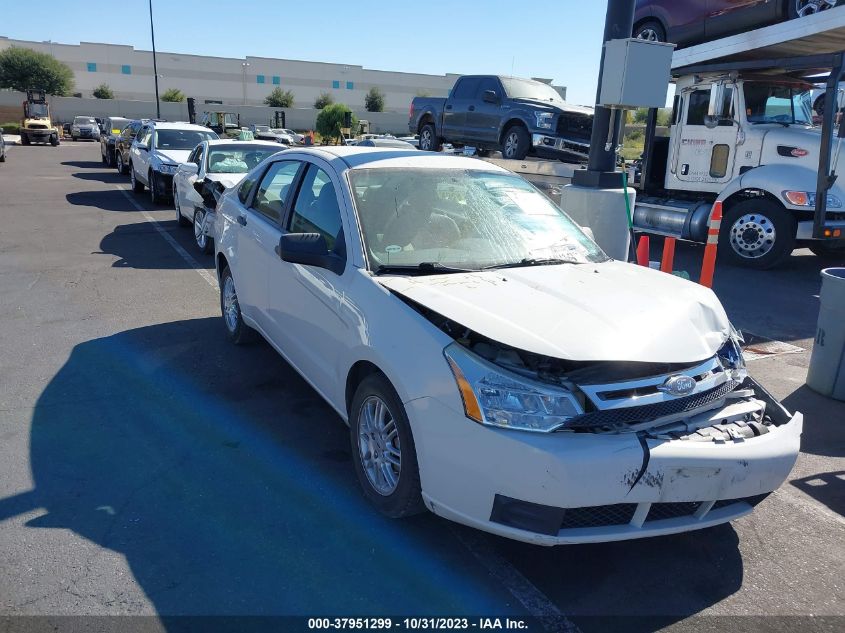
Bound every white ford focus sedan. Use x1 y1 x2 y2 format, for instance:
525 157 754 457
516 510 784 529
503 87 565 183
213 146 802 545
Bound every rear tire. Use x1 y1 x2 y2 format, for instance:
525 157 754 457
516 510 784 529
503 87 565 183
220 266 257 345
718 199 796 269
349 373 425 518
501 125 530 160
634 19 666 42
418 123 441 152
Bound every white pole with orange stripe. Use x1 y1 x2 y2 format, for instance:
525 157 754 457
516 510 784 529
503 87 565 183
699 201 723 288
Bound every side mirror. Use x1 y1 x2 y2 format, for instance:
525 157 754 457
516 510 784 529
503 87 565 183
182 163 199 175
482 90 498 104
277 233 345 275
705 83 729 128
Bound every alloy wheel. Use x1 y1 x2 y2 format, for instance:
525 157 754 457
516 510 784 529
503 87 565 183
636 28 660 41
729 212 777 260
194 210 207 250
222 275 239 334
504 132 519 158
420 129 432 151
795 0 837 17
357 395 401 496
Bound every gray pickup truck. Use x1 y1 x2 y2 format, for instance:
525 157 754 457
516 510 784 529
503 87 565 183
409 75 593 162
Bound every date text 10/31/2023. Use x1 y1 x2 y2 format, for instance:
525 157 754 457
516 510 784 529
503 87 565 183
307 618 530 630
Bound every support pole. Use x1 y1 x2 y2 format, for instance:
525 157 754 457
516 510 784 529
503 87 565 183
814 55 845 239
149 0 160 120
572 0 637 188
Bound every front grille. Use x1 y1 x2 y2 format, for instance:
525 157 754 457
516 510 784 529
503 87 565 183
564 379 740 431
556 114 592 141
560 504 637 529
27 124 48 130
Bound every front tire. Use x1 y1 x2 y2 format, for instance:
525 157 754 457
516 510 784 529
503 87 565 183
418 123 442 152
194 209 212 254
50 135 59 147
350 373 424 518
220 266 256 345
20 134 30 146
789 0 838 20
130 164 144 193
174 185 190 227
116 152 128 175
149 171 163 204
719 199 796 269
501 125 530 160
634 19 666 42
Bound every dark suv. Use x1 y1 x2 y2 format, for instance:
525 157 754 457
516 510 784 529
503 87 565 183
634 0 838 48
114 119 147 175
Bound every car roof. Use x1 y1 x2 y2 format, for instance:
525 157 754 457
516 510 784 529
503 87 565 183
146 121 213 132
280 146 510 172
204 139 283 148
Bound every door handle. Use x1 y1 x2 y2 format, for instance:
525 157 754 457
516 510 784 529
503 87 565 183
237 215 247 227
468 105 475 111
445 104 452 110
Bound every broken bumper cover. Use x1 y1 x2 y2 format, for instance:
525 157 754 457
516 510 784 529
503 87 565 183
408 396 802 545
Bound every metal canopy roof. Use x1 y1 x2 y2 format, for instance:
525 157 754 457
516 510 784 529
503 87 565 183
672 7 845 75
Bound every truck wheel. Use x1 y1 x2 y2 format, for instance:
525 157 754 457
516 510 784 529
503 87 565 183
50 135 59 146
502 125 530 160
476 148 492 158
634 19 666 42
719 199 796 269
418 124 441 152
20 134 30 146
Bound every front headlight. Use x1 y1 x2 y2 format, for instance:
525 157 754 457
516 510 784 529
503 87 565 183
782 190 842 209
158 163 178 175
444 343 582 433
534 112 555 130
718 326 747 382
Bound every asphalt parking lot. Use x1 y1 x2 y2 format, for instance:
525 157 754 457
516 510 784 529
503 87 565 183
0 141 843 633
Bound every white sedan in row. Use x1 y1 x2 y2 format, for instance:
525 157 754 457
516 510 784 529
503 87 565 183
173 139 283 253
211 146 802 545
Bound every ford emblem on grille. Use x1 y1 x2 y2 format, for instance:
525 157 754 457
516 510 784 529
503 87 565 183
658 375 697 397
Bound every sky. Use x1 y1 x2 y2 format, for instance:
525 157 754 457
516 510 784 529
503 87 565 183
0 0 610 105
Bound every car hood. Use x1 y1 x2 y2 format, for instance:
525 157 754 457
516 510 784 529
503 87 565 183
376 260 730 363
156 149 192 164
510 98 594 117
206 173 248 188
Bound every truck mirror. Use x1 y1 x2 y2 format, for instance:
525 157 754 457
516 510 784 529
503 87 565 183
483 90 498 103
708 84 726 117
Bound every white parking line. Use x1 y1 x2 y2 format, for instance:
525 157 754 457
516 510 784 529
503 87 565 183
116 186 218 289
451 528 580 633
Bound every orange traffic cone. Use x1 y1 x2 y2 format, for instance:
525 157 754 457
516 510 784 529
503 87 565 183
636 235 650 267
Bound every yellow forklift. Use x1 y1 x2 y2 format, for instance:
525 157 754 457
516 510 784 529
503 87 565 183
20 90 60 146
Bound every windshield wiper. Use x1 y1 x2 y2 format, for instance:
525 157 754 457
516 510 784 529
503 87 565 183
373 262 474 276
483 257 576 270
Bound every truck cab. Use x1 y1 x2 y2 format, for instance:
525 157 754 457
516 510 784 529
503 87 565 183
635 70 845 268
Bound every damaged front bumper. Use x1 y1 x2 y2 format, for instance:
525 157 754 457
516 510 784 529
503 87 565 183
408 378 802 545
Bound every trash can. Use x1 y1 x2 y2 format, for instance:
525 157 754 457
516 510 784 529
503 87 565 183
806 268 845 400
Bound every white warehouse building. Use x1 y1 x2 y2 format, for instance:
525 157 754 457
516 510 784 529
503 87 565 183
0 37 566 112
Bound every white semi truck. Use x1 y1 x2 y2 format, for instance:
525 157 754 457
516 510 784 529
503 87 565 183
632 9 845 268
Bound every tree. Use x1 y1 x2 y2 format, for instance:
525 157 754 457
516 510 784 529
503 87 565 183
415 89 431 98
315 103 357 144
92 83 114 99
161 88 185 102
264 87 295 108
314 92 334 109
0 46 74 95
364 87 385 112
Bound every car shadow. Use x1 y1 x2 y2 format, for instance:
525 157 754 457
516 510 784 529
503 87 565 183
61 160 105 169
97 222 209 269
1 318 520 621
71 171 126 184
782 385 845 458
66 190 141 213
791 471 845 519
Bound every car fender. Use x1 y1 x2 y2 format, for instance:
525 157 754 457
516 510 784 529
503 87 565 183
497 110 533 142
